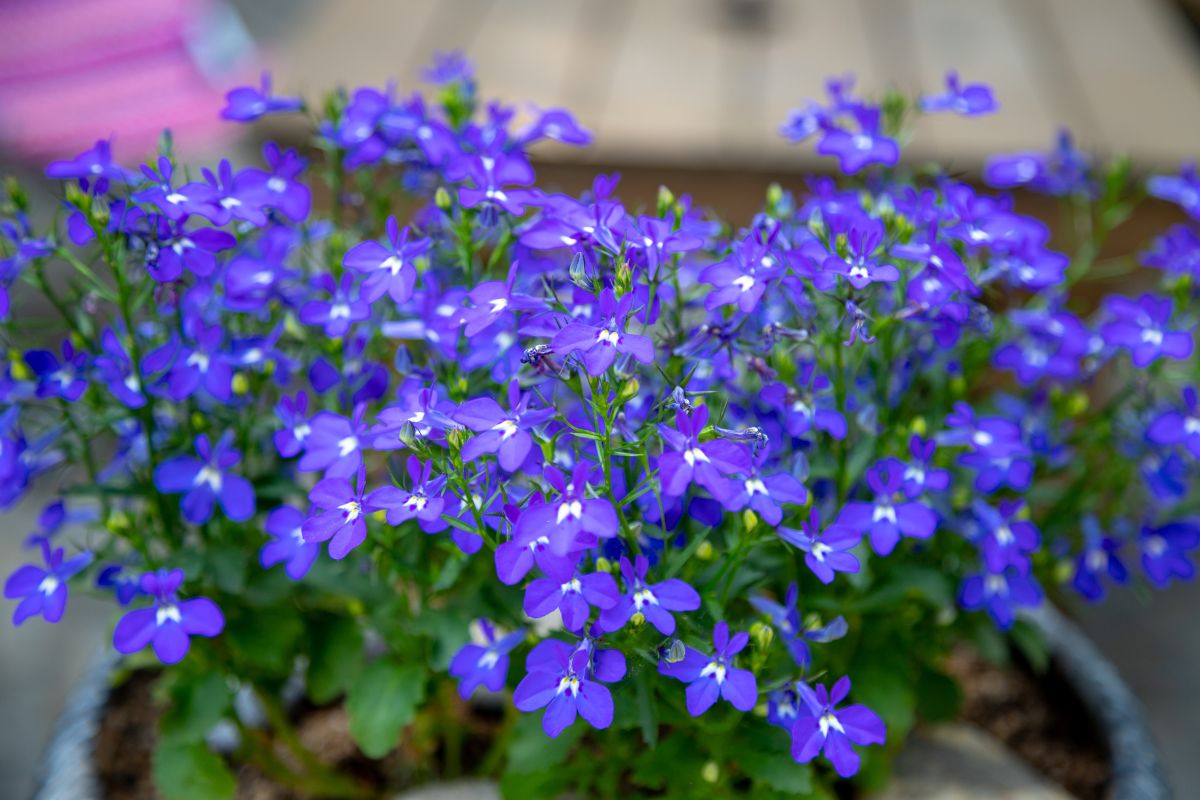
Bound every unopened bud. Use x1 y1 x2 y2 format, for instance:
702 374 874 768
656 185 675 216
231 373 249 395
630 612 645 627
594 557 613 573
750 621 774 651
701 762 720 784
910 416 927 437
191 412 206 431
373 509 388 523
742 509 758 532
434 186 452 211
696 541 715 561
106 511 131 534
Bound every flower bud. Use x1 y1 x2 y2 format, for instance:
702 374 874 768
656 185 675 217
191 412 206 431
742 509 758 532
594 556 613 573
8 352 30 382
231 373 250 396
617 377 640 405
614 258 633 297
106 510 131 534
701 762 720 784
750 621 774 651
696 541 715 561
910 416 927 437
373 509 388 523
630 612 645 627
434 186 453 211
1066 391 1088 417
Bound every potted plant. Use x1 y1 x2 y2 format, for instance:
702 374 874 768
3 57 1188 799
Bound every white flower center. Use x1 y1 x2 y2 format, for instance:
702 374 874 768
492 419 519 440
195 465 223 492
339 500 362 522
873 504 897 524
744 478 768 496
819 711 845 737
811 542 833 561
556 500 583 524
596 329 620 346
488 298 508 313
683 447 710 467
38 575 60 595
381 255 405 275
733 275 755 292
156 604 182 626
699 661 727 684
337 436 359 457
633 588 659 610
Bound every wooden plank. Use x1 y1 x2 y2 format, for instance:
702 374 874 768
274 0 443 98
1041 0 1200 166
469 0 587 112
903 0 1065 165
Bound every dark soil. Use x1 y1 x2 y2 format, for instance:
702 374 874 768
96 651 1111 799
945 646 1111 800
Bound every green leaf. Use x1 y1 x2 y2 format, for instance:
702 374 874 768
914 667 962 723
631 733 694 790
507 711 582 774
160 672 232 744
851 653 916 739
224 607 304 676
152 740 236 800
345 659 425 758
205 544 247 594
306 617 364 704
730 719 812 794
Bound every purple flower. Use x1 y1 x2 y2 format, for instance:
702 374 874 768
363 456 447 529
700 237 783 313
150 318 234 403
983 130 1094 197
993 308 1090 386
1147 163 1200 220
658 405 752 500
790 677 886 778
919 71 998 116
1100 293 1193 368
513 464 618 554
494 529 578 586
459 262 543 337
371 387 455 448
344 217 431 305
778 509 861 584
302 467 379 560
300 274 371 338
145 220 236 282
96 565 143 607
24 340 89 401
133 156 223 223
453 381 555 473
836 458 937 556
513 638 625 738
44 139 126 183
815 107 900 174
1071 517 1128 602
823 220 899 289
762 365 847 441
901 436 950 498
455 153 537 217
273 392 312 458
1142 224 1200 278
972 500 1039 572
1146 386 1200 459
112 569 224 665
959 566 1043 630
523 559 619 633
298 406 368 479
750 584 847 669
449 620 524 699
1139 520 1200 588
236 142 312 223
154 433 256 525
659 622 758 716
597 555 700 635
260 505 320 581
4 542 92 625
96 328 145 409
422 51 474 86
519 108 593 147
551 289 654 375
221 72 303 122
722 464 807 526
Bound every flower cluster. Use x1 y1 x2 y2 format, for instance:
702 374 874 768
2 58 1197 798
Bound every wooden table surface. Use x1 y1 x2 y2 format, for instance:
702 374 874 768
269 0 1200 171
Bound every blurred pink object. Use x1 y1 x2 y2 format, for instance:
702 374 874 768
0 0 256 163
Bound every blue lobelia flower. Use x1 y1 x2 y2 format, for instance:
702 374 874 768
1146 163 1200 220
24 339 89 402
815 106 899 174
722 461 807 527
823 219 899 290
700 235 783 314
514 638 625 738
551 289 655 376
298 405 369 479
301 467 381 561
453 380 555 473
154 432 256 525
919 70 998 116
221 72 304 122
658 621 758 716
835 457 937 556
260 505 320 581
300 273 371 338
96 328 146 409
1146 386 1200 459
4 541 92 625
750 583 847 670
273 391 312 458
959 566 1043 629
657 405 752 502
971 499 1040 573
523 557 619 633
1139 520 1200 588
343 216 431 306
512 464 618 555
597 555 700 636
778 508 861 585
1071 516 1128 603
1100 293 1193 368
449 619 525 699
112 568 224 665
901 435 950 499
790 677 886 778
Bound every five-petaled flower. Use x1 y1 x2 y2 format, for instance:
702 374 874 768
112 569 224 664
598 555 700 636
551 289 654 375
154 432 256 525
449 619 525 699
4 541 92 625
659 621 758 716
790 677 886 778
514 638 625 737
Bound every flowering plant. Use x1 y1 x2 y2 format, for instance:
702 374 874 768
2 58 1197 799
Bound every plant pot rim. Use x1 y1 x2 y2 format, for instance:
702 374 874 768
31 605 1170 800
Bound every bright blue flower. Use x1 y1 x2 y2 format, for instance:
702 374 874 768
154 432 256 525
449 619 524 699
4 541 92 625
514 638 624 738
659 621 757 716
